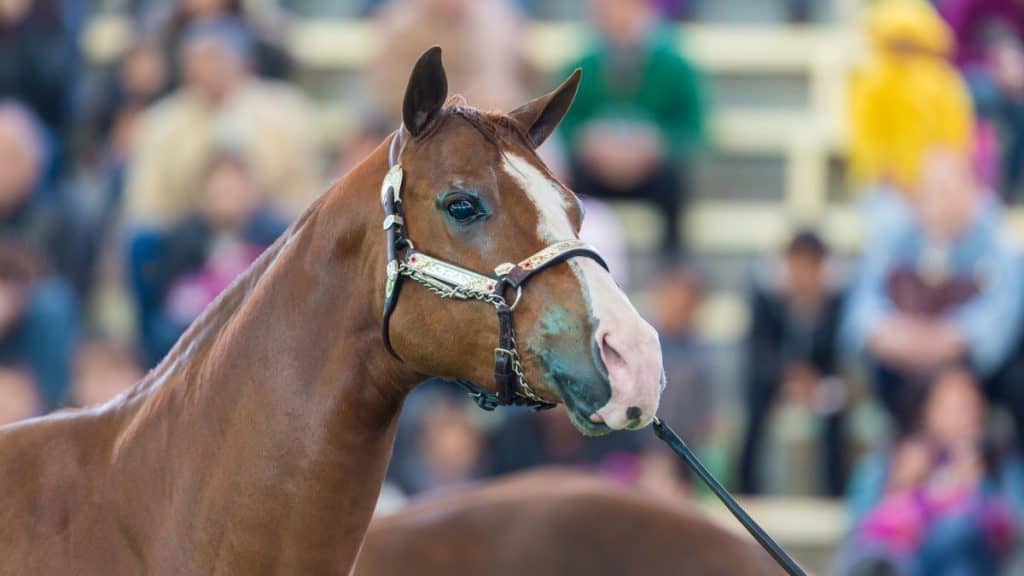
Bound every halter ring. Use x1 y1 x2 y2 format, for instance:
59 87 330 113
508 286 524 311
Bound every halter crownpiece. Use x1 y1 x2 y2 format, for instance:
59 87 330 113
380 129 609 410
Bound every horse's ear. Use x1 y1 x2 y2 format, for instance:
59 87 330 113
403 46 448 138
509 69 582 148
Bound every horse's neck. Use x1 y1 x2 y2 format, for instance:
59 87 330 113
109 142 414 571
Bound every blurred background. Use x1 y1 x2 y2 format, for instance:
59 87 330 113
5 0 1024 572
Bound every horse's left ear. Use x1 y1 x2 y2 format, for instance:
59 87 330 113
509 69 582 148
403 46 448 138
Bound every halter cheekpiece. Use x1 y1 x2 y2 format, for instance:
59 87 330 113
380 129 609 411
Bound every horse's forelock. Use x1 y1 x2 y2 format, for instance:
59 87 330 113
434 103 531 152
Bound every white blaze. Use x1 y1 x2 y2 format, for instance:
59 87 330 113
500 153 574 241
500 153 663 430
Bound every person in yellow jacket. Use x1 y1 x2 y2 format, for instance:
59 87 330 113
848 0 975 195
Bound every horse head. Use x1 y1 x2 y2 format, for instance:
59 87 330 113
382 47 665 435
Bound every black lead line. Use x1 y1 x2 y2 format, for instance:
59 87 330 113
651 417 808 576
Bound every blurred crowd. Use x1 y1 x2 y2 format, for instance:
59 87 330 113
6 0 1024 572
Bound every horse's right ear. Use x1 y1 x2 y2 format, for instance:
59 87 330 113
403 46 448 138
509 69 582 148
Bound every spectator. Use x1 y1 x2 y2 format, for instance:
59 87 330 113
414 393 486 493
940 0 1024 196
368 0 529 126
0 103 56 261
132 151 287 365
385 384 488 495
486 405 646 479
125 18 322 229
0 102 78 408
836 369 1023 576
0 244 75 411
72 339 144 408
0 101 96 294
648 266 713 447
941 0 1024 71
0 0 80 150
848 0 975 197
844 149 1024 442
560 0 706 258
635 266 716 499
85 38 171 165
739 230 848 496
73 39 172 303
141 0 292 84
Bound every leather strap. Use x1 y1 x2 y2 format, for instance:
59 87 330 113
494 303 516 404
381 131 407 359
499 240 608 290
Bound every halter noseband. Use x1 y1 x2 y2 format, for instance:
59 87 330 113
380 129 609 411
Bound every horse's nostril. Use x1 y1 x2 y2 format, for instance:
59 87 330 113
626 406 642 421
599 333 626 371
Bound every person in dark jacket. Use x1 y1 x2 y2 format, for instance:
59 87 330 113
0 0 80 151
130 150 287 366
739 230 848 496
560 0 706 258
0 102 77 409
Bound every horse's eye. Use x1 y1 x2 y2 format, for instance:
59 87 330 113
446 198 480 222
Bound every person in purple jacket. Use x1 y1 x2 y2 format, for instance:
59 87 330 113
940 0 1024 195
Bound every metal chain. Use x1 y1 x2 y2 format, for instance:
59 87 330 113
399 266 506 307
505 330 553 407
399 264 554 409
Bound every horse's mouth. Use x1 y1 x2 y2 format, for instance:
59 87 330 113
545 373 614 437
564 405 612 436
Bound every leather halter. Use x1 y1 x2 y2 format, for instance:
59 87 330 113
380 129 609 410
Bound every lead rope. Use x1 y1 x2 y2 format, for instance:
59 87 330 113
652 418 808 576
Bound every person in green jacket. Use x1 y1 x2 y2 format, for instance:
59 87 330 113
560 0 706 257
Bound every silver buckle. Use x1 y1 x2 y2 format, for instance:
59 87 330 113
384 260 399 301
380 164 404 206
494 262 515 276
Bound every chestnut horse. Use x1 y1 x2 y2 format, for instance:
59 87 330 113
0 48 664 574
356 469 783 576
